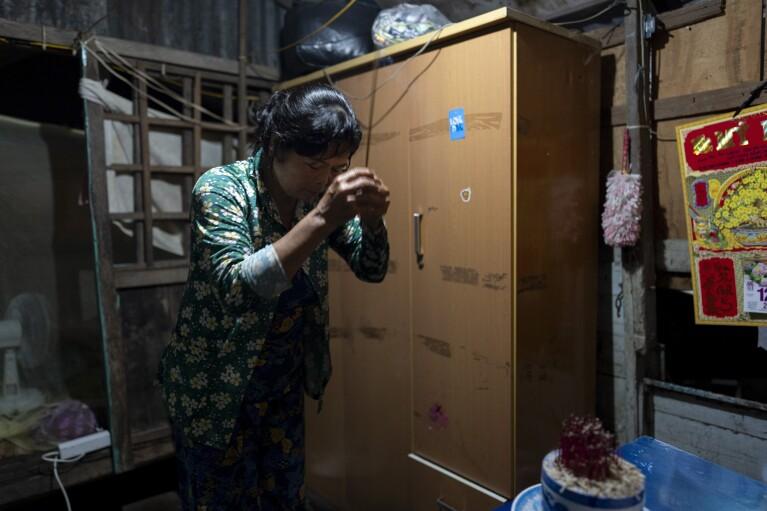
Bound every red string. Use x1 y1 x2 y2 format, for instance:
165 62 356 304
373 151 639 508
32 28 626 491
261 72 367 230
621 128 630 174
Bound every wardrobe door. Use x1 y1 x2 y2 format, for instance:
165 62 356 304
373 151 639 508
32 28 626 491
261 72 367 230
408 28 514 496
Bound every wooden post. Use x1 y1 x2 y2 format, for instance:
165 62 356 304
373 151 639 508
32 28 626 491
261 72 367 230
238 0 248 159
137 61 154 266
622 0 657 440
80 48 134 472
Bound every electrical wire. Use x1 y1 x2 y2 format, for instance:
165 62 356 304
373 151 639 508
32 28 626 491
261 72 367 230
81 38 253 129
322 23 452 102
42 451 85 511
554 0 623 26
81 41 198 123
278 0 357 52
91 38 237 125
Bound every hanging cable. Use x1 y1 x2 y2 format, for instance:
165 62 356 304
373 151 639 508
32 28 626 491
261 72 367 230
81 41 198 123
322 23 451 102
277 0 358 52
553 0 622 26
91 38 237 125
80 38 252 129
41 451 85 511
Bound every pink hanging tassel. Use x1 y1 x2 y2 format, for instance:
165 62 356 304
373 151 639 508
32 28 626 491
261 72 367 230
602 130 642 247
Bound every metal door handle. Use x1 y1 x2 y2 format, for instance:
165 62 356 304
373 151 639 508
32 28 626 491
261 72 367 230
413 212 424 269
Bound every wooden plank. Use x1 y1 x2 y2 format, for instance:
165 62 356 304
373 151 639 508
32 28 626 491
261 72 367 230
646 379 767 414
90 36 281 82
111 212 188 221
238 0 248 160
193 73 202 181
763 0 767 82
132 85 145 266
0 436 175 505
649 387 767 481
656 115 712 241
131 425 172 445
0 17 279 80
137 62 154 267
182 77 194 254
150 117 242 132
611 80 767 125
149 165 196 174
0 450 112 505
620 0 657 441
105 112 245 132
277 7 599 90
607 0 762 107
110 164 196 174
656 238 690 273
104 112 139 123
589 0 725 49
81 49 134 473
110 163 142 172
114 267 188 289
141 61 274 89
223 85 234 164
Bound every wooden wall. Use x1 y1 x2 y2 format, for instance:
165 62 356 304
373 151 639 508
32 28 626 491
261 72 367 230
600 0 764 246
594 0 767 481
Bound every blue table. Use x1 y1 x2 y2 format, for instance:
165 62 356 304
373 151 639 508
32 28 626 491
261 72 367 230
495 436 767 510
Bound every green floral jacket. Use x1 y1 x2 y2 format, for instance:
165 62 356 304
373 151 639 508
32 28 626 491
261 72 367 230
158 152 389 448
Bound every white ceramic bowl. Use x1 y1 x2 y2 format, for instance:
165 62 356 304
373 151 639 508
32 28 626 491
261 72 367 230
540 451 644 511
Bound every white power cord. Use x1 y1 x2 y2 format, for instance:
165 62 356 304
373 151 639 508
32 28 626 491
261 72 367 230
41 451 85 511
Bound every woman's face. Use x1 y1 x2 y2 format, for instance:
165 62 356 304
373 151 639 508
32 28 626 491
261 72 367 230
272 149 352 202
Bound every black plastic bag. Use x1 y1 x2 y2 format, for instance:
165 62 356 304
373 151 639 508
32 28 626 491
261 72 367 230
280 0 381 80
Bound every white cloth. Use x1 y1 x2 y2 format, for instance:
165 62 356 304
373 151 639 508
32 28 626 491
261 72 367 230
79 78 230 256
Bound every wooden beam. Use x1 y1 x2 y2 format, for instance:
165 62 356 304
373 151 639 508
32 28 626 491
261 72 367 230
238 0 248 160
109 164 196 174
610 80 767 125
645 378 767 414
111 212 189 221
132 80 145 266
141 61 274 89
193 72 203 181
103 113 246 133
223 84 234 163
0 17 279 80
645 379 767 482
137 62 154 267
115 267 188 289
182 76 194 254
589 0 725 49
0 437 173 505
621 0 658 441
80 49 134 473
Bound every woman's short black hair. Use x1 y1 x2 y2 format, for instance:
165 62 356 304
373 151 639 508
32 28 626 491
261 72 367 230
253 84 362 166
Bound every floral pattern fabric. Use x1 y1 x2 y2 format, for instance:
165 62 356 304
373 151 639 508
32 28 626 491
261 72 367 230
158 151 389 449
173 270 316 510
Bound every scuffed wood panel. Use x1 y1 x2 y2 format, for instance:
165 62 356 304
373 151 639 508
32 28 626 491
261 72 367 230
655 118 688 241
602 44 626 110
655 0 762 100
608 1 762 108
652 393 767 482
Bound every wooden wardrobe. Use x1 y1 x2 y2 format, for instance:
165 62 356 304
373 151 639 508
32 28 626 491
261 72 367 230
279 8 600 510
